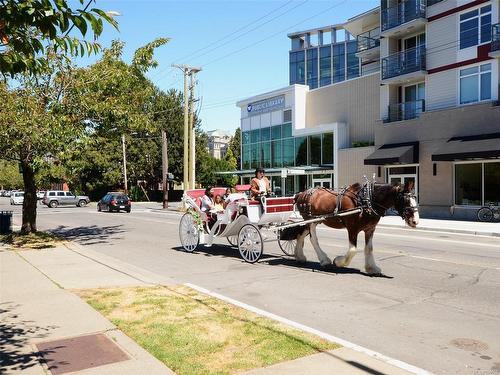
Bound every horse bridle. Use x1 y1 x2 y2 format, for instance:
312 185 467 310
397 192 418 220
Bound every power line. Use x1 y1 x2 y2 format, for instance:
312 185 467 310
202 0 348 67
150 0 297 81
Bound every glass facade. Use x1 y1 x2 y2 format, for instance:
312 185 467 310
242 124 334 170
289 38 360 88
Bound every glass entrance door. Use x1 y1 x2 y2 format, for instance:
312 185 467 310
312 174 332 189
389 174 417 199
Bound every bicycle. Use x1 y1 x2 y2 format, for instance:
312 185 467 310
477 203 500 222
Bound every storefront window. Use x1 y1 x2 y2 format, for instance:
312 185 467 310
309 135 321 165
282 138 295 167
271 140 282 168
484 162 500 205
455 164 481 205
322 133 333 165
295 136 307 166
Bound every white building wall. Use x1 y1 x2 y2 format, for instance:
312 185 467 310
426 14 458 69
426 69 458 110
427 0 457 17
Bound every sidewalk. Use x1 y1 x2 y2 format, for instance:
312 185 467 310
379 215 500 237
0 242 423 375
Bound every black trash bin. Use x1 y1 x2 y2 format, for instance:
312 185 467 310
0 211 13 234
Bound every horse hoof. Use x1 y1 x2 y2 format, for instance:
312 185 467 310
334 256 345 268
366 267 382 275
320 258 332 267
295 256 307 263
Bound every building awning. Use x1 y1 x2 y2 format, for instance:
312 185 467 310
218 166 334 176
364 142 419 165
431 133 500 161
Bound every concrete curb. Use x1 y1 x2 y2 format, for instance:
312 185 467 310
378 223 500 237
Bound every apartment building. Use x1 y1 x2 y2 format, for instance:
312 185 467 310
237 0 500 219
207 129 232 159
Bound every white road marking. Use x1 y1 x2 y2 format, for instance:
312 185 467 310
185 283 430 375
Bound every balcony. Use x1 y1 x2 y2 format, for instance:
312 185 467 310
384 100 425 123
381 0 426 37
356 27 380 60
381 46 426 84
490 23 500 59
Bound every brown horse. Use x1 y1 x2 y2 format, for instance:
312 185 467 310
288 181 419 275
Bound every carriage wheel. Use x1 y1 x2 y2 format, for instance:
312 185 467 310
477 207 493 222
278 235 296 257
238 224 263 263
179 212 200 252
227 235 238 247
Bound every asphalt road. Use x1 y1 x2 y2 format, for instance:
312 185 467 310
3 198 500 375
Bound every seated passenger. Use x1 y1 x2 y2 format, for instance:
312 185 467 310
213 194 224 212
200 187 215 212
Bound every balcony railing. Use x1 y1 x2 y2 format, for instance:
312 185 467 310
357 27 380 53
492 23 500 52
381 0 426 32
381 46 426 80
385 100 425 123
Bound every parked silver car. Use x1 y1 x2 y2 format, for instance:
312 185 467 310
42 190 90 208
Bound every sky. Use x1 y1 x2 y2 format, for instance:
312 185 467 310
80 0 379 135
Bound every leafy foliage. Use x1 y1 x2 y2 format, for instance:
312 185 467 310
0 0 118 77
0 160 23 189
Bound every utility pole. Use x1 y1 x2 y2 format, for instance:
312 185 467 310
121 134 128 194
161 129 168 209
172 64 201 192
188 70 200 190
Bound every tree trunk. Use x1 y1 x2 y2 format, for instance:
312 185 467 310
21 161 37 233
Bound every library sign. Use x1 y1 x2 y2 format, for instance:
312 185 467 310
247 95 285 116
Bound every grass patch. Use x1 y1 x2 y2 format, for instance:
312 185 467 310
0 231 62 249
76 285 340 375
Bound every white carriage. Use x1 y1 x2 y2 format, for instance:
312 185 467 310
179 189 299 263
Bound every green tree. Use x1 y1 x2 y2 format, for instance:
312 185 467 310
0 0 117 77
0 160 23 189
228 128 241 168
0 38 168 232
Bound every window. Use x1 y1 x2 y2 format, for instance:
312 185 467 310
282 139 295 167
270 125 281 140
455 163 482 205
49 192 56 196
309 135 321 165
261 127 271 142
333 43 345 83
250 129 260 143
295 137 307 166
283 109 292 123
322 133 334 165
271 140 282 168
459 63 491 104
242 131 250 144
459 5 491 49
261 142 271 168
289 51 305 85
306 48 318 89
65 192 74 197
282 123 292 138
484 162 500 205
57 192 65 196
346 41 359 80
319 46 332 87
242 145 251 169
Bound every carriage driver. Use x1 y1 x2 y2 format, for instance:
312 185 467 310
250 167 271 201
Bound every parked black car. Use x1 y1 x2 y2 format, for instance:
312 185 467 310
97 192 131 213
